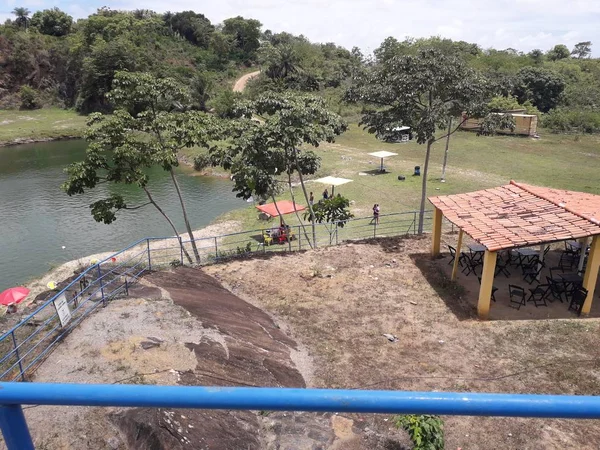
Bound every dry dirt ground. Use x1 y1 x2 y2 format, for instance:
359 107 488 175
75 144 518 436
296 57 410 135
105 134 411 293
204 235 600 450
233 70 260 92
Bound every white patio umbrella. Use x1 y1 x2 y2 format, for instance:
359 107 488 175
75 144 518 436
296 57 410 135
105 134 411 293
368 151 398 172
314 176 353 196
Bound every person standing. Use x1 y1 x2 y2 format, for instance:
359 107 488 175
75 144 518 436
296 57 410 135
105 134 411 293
372 203 380 224
309 192 314 206
323 189 329 200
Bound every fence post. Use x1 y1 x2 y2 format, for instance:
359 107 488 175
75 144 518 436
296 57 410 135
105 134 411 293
335 223 339 245
298 227 302 250
413 212 417 235
97 264 106 306
147 239 152 271
0 404 34 450
179 237 184 265
10 332 24 382
214 237 218 260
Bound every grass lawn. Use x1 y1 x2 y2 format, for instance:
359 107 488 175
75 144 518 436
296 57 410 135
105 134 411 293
210 125 600 236
0 108 87 145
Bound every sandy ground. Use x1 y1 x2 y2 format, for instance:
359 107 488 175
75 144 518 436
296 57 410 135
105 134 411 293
204 235 600 450
233 70 261 92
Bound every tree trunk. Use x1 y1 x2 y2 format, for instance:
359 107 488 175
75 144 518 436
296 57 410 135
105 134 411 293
287 170 314 249
292 149 317 248
142 187 193 264
169 169 201 264
418 139 434 234
441 117 452 182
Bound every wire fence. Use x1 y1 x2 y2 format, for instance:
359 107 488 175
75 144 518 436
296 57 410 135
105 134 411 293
0 209 443 382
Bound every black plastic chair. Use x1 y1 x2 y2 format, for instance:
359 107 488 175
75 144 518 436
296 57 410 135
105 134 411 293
494 257 511 278
477 276 497 302
527 283 550 307
546 276 567 303
509 285 526 310
461 252 481 276
558 252 576 272
568 287 589 316
448 245 458 266
522 258 545 284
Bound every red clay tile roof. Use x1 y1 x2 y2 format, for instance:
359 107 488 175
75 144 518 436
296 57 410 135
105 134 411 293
429 181 600 252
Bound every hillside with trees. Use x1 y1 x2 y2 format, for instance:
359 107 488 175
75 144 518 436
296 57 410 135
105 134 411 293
1 7 599 133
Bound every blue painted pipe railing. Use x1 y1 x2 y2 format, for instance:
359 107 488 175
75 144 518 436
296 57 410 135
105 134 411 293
1 383 600 449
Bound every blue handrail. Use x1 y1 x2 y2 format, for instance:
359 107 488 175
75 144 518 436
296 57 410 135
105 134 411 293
1 383 600 449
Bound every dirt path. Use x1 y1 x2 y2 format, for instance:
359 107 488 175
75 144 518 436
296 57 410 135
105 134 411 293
233 70 260 92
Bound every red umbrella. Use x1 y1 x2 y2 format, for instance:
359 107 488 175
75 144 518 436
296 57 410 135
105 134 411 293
0 287 30 306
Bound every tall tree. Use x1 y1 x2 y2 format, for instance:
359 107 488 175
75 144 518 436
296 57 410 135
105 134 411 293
571 41 592 59
222 16 262 62
547 44 570 61
513 67 565 112
30 8 73 37
63 72 223 264
11 7 30 31
347 48 512 234
211 93 346 247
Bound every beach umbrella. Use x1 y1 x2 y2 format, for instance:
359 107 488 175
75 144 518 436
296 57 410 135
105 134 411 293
0 287 30 306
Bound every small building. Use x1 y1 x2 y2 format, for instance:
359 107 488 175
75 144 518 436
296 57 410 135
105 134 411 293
460 112 538 136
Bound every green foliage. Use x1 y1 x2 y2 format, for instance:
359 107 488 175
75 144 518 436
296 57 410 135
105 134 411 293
193 154 211 171
547 44 570 61
394 415 444 450
513 66 565 112
304 195 354 227
63 71 224 224
347 48 490 144
166 11 214 48
571 41 592 59
210 92 345 201
30 8 73 36
11 7 30 30
222 16 262 63
19 86 40 109
488 95 521 112
211 90 242 118
543 108 600 133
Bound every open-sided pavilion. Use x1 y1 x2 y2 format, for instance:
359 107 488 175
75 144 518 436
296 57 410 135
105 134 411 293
429 181 600 319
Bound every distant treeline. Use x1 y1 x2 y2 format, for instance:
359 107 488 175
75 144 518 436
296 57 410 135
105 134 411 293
2 8 599 132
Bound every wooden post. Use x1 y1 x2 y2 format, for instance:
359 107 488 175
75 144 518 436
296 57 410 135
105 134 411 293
581 236 600 315
451 229 464 281
477 251 497 320
431 207 443 257
578 237 589 273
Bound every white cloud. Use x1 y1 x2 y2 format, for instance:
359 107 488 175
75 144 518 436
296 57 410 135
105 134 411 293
9 0 599 56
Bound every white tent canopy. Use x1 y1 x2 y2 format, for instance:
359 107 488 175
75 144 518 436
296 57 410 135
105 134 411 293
368 151 398 172
314 176 353 196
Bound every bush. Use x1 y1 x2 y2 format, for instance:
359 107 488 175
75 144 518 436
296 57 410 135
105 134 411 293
394 415 444 450
542 108 600 133
193 154 210 171
19 86 40 110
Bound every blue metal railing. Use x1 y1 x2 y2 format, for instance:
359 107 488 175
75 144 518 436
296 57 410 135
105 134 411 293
0 210 436 383
1 383 600 449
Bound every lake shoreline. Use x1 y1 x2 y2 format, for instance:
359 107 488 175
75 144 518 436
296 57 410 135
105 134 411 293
0 134 83 148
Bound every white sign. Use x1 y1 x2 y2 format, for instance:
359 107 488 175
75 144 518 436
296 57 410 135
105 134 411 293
53 293 72 328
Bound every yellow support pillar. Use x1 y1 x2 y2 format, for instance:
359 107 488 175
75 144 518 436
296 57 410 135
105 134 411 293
431 207 443 257
581 235 600 315
477 250 497 320
451 229 464 281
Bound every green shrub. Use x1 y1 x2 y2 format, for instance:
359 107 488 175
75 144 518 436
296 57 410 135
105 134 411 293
193 154 210 171
394 415 444 450
543 108 600 133
20 86 40 110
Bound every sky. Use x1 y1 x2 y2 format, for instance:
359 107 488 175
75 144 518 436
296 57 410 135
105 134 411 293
2 0 599 56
